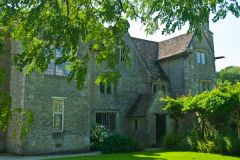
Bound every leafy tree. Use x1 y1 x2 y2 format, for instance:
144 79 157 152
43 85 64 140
0 0 239 134
161 96 190 131
217 66 240 84
228 82 240 140
0 0 239 88
161 82 240 140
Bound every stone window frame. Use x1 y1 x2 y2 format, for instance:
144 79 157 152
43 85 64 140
198 80 211 92
152 82 167 96
52 97 66 132
115 46 126 62
96 112 117 131
134 119 139 131
119 48 126 62
45 48 69 76
99 82 114 95
196 52 206 64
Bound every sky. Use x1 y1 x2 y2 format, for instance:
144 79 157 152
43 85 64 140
128 14 240 71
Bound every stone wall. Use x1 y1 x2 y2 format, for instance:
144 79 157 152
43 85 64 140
187 34 216 94
90 35 151 137
20 73 90 155
6 41 91 155
160 57 187 98
7 41 25 154
146 86 173 146
159 33 216 97
158 33 216 133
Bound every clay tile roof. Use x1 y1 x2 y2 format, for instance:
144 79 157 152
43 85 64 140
158 33 193 60
128 94 153 117
131 37 168 79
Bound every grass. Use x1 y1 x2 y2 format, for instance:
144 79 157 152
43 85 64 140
48 150 240 160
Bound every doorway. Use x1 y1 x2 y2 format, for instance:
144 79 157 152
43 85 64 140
155 114 166 145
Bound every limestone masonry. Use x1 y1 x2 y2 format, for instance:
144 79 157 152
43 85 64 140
0 25 216 154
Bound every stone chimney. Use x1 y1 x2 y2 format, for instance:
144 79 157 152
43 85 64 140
202 20 214 52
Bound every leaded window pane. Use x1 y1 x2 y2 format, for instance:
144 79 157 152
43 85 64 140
197 52 201 64
54 114 62 132
201 53 206 64
53 99 64 132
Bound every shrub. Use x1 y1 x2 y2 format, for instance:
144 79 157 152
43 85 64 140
90 124 109 151
197 140 218 153
185 126 201 151
222 135 240 156
162 132 190 150
100 134 142 154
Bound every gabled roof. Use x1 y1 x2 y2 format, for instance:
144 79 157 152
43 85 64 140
131 37 168 79
128 94 152 117
158 34 193 60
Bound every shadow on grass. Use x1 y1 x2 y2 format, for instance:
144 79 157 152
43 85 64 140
133 151 168 160
47 150 240 160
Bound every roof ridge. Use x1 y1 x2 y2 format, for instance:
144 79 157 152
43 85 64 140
159 33 192 43
130 36 159 43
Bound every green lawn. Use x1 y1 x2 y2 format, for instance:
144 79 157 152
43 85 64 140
48 151 240 160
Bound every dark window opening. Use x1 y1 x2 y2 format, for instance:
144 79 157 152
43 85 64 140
153 84 157 93
106 85 112 94
162 85 166 95
100 83 105 94
120 49 125 61
96 113 116 130
134 119 138 130
99 82 113 95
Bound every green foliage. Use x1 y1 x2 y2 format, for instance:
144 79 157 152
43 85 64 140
13 108 33 139
161 96 191 131
0 68 5 85
0 92 11 131
162 132 190 151
90 124 109 151
100 134 141 154
138 0 240 36
221 135 240 156
0 93 33 139
161 82 240 155
217 66 240 84
197 140 218 153
185 126 201 151
0 1 239 88
161 96 185 119
161 82 240 140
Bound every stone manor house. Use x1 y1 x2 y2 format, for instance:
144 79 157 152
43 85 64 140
0 24 216 154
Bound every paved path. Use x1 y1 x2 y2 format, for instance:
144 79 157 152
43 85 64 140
0 148 161 160
0 151 101 160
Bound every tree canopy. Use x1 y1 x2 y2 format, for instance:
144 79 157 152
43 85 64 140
217 66 240 84
161 82 240 140
0 0 240 135
0 0 239 87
